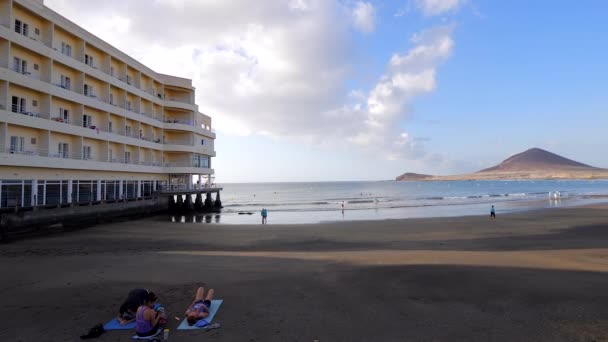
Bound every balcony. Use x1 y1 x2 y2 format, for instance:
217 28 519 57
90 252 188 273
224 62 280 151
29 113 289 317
0 145 212 174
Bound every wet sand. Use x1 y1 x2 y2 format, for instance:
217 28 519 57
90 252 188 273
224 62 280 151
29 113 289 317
2 205 608 341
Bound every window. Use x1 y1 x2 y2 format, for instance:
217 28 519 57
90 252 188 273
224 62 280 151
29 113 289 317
82 114 92 128
126 100 132 110
33 63 39 71
124 151 131 164
31 138 37 145
14 20 28 36
59 107 69 123
109 93 114 105
13 57 27 74
108 121 113 132
85 54 94 67
201 139 205 146
58 143 69 158
34 27 40 35
82 146 92 160
110 67 114 76
125 125 132 136
61 42 72 57
32 100 38 107
193 154 210 168
11 96 26 113
84 84 94 97
60 75 71 90
126 75 132 85
109 149 113 162
10 136 25 153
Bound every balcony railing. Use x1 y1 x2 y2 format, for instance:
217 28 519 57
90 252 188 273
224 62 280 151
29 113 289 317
5 108 217 157
159 183 219 192
4 24 177 107
166 96 193 105
164 139 192 146
4 64 215 135
0 146 170 167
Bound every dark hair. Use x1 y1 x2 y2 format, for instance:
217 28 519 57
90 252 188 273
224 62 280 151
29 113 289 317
146 292 158 303
187 315 197 326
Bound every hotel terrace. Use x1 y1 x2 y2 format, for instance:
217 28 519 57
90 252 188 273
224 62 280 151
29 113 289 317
0 0 216 208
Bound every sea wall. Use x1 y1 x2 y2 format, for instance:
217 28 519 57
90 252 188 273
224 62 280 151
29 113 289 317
0 197 169 240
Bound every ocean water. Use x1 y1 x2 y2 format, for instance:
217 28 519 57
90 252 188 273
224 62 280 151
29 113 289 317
172 180 608 224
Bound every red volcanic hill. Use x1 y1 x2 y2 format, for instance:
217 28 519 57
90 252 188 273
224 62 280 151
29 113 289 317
396 148 607 181
479 148 597 173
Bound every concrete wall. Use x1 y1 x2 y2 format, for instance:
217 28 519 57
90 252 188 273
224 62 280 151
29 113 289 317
0 196 169 239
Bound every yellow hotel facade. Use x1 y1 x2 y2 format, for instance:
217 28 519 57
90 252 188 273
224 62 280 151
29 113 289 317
0 0 216 208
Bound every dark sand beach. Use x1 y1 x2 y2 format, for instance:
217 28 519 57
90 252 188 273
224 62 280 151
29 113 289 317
2 205 608 341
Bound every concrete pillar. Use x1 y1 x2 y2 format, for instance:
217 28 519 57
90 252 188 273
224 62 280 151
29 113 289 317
184 194 193 211
137 180 142 198
153 180 157 192
67 180 73 204
214 191 222 208
31 180 38 207
96 180 102 201
118 180 123 200
168 195 176 212
176 194 184 212
194 193 203 210
204 193 212 208
21 181 25 208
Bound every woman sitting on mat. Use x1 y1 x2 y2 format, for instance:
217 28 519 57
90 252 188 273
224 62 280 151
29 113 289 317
186 287 215 326
135 292 162 337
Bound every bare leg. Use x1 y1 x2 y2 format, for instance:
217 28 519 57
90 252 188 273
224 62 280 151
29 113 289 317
195 287 205 301
205 289 215 301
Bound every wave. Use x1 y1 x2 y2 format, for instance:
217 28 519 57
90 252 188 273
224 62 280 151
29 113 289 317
346 199 376 204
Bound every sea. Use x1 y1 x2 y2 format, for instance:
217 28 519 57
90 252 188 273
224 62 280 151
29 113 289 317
171 180 608 224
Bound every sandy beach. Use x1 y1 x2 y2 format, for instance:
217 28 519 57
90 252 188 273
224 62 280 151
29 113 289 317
2 205 608 341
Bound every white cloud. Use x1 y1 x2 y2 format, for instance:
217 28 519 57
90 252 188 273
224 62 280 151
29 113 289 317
352 1 376 33
416 0 464 16
44 0 454 162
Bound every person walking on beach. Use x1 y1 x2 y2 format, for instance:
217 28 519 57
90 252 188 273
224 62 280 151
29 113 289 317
490 205 496 219
261 208 268 224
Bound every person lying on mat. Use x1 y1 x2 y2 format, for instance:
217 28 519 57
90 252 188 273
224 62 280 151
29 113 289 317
117 288 150 325
135 292 162 337
185 287 215 326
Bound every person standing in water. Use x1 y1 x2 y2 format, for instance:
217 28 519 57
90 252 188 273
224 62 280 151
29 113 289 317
261 208 268 224
490 205 496 219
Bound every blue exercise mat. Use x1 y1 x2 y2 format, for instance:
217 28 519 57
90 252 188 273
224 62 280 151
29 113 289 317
104 318 136 330
177 299 223 330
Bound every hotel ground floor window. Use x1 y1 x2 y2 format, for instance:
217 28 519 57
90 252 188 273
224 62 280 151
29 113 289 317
0 180 32 208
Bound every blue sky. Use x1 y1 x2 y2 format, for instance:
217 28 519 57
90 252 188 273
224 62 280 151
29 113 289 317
46 0 608 182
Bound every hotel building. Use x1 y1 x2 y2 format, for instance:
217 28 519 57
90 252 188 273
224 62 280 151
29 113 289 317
0 0 216 208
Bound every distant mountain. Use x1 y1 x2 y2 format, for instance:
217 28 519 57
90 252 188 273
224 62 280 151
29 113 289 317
479 148 596 173
395 172 433 181
396 148 608 181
